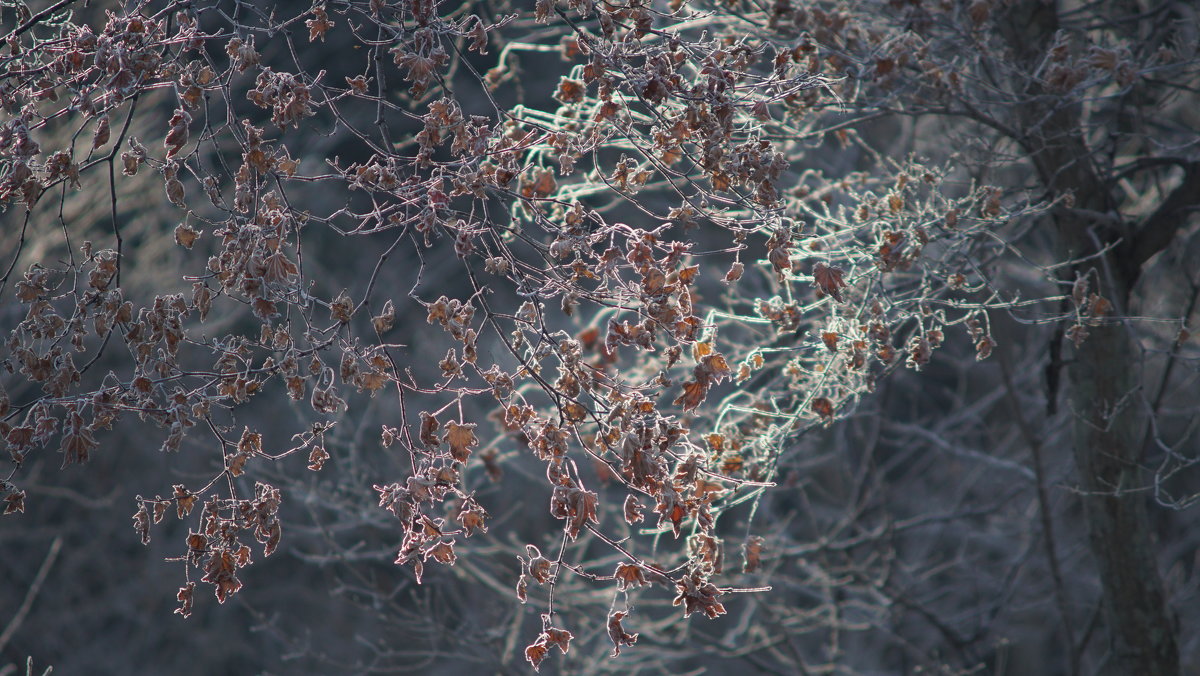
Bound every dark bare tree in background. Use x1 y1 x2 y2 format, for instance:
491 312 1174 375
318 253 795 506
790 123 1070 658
1 0 1197 672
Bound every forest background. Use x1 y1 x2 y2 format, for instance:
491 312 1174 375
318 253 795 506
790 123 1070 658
1 0 1198 673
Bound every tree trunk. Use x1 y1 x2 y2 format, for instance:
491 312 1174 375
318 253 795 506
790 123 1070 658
996 1 1181 672
1065 309 1179 675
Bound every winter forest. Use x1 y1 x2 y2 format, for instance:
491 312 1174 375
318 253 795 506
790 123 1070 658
1 0 1198 673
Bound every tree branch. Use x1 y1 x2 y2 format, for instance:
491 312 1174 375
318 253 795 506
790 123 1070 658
1130 161 1200 273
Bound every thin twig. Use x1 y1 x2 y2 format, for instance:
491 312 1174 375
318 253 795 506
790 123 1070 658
0 536 63 654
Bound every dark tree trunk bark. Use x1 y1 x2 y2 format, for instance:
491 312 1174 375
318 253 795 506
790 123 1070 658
1065 315 1179 675
995 2 1182 673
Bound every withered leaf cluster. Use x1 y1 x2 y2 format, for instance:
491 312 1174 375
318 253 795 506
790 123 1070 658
6 0 1175 668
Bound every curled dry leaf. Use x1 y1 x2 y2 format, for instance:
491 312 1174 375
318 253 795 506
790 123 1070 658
91 115 110 149
821 331 839 351
306 3 334 41
443 421 477 462
164 108 191 158
543 626 574 654
307 445 329 471
623 494 644 524
673 379 707 411
516 574 528 603
549 485 599 539
133 502 151 544
456 500 488 535
419 411 440 447
743 535 765 573
3 490 26 515
329 290 354 323
1088 294 1112 321
525 638 550 671
811 397 834 420
439 348 462 378
174 484 196 518
976 335 996 360
768 245 790 277
174 223 200 249
607 611 639 656
175 582 195 618
227 455 249 477
812 262 848 302
672 570 727 619
372 299 395 333
165 177 185 207
423 540 456 565
528 553 553 584
202 550 243 603
614 562 649 590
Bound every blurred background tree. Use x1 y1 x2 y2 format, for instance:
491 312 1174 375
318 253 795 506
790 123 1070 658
1 0 1197 673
